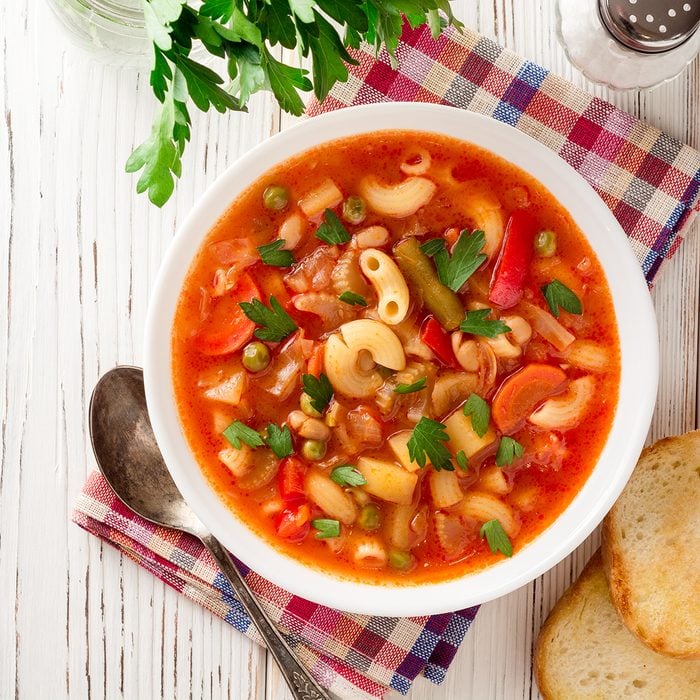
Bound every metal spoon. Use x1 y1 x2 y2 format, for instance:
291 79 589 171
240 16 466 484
89 366 329 700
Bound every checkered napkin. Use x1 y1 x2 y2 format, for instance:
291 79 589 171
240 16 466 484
74 21 700 700
307 23 700 285
74 471 478 699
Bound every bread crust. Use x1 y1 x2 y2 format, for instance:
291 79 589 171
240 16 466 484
602 431 700 659
535 550 700 699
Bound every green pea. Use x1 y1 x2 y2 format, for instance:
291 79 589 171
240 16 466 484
534 230 557 258
263 185 289 211
388 550 413 571
342 195 366 225
357 503 381 532
242 341 271 373
300 392 322 418
301 439 327 461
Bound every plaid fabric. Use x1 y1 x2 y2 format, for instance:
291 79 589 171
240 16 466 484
307 23 700 285
74 471 478 699
74 22 700 700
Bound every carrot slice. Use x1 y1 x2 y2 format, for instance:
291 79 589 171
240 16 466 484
193 272 261 355
492 363 568 434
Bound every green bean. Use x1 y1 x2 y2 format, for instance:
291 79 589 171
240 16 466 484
393 238 464 330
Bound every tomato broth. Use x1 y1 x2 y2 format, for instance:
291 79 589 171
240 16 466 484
172 131 620 584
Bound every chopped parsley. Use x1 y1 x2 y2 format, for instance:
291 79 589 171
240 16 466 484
431 229 487 292
495 436 524 467
480 519 513 557
257 239 295 268
330 465 366 487
315 209 351 245
301 373 334 414
462 394 490 438
239 295 298 342
222 420 265 449
542 280 583 318
459 308 511 338
394 377 427 394
455 450 469 471
338 291 367 307
311 518 341 539
265 423 294 459
419 238 446 257
407 417 453 471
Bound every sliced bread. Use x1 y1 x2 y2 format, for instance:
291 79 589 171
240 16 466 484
535 551 700 699
602 430 700 659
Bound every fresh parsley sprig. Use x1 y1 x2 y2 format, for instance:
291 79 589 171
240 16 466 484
315 209 351 246
301 373 334 414
495 436 524 467
542 280 583 317
480 519 513 557
462 393 490 437
312 518 341 539
222 420 265 449
330 465 366 487
265 423 294 459
407 417 453 471
130 2 463 206
239 295 298 342
430 229 487 291
460 308 511 338
257 239 295 268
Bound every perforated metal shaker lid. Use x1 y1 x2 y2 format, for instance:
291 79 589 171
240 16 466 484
599 0 700 53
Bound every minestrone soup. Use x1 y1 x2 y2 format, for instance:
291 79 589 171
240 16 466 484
172 131 620 583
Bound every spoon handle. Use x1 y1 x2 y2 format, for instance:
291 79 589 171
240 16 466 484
200 534 331 700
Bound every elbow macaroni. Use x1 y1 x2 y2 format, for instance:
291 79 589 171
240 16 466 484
529 375 596 430
359 249 410 325
359 175 436 218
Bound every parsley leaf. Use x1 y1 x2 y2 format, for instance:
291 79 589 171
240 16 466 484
496 437 524 467
432 229 487 292
312 518 341 539
455 450 469 471
265 423 294 459
239 295 298 342
223 420 265 449
542 280 583 318
330 465 367 487
315 209 351 245
419 238 446 257
394 377 427 394
480 519 513 557
407 417 454 471
301 373 334 414
257 239 295 268
338 291 367 307
463 394 490 438
460 309 512 338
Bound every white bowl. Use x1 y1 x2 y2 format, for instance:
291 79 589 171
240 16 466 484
144 103 658 616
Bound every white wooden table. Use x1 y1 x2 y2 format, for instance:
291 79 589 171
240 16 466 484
1 1 698 698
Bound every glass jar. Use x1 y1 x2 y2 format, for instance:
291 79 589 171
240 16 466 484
46 0 151 67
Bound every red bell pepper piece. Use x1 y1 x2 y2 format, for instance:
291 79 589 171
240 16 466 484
193 272 261 355
420 317 458 368
489 211 537 309
275 503 311 542
278 456 307 505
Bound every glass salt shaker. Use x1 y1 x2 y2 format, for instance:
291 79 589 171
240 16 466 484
557 0 700 89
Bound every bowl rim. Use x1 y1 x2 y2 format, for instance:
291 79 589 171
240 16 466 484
144 102 658 616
